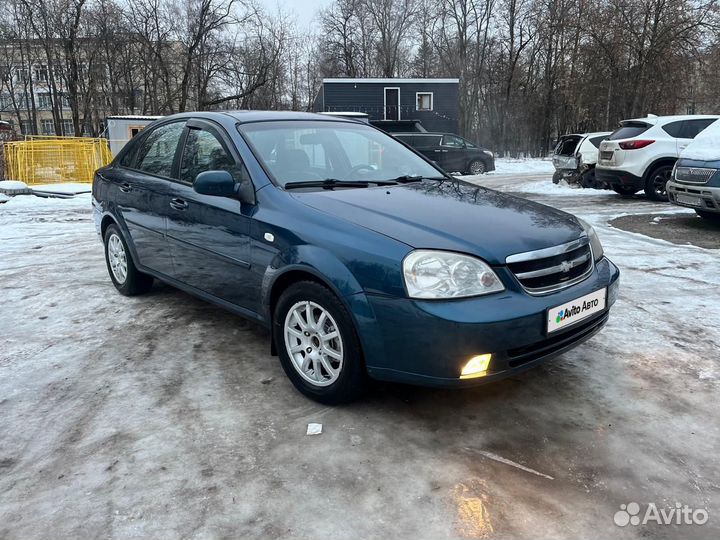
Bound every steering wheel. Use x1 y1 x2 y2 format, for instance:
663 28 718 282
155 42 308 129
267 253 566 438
348 164 376 178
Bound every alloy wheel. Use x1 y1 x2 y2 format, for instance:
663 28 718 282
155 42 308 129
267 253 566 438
469 160 486 175
107 233 128 284
652 168 672 198
283 301 344 387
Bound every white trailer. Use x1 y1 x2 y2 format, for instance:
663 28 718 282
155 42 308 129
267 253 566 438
105 115 162 156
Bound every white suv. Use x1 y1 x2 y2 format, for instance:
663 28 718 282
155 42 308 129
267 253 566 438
596 115 719 201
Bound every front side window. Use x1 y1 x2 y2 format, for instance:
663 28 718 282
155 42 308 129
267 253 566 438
442 135 465 148
682 119 716 139
135 121 185 177
416 92 433 111
240 121 441 186
179 128 248 184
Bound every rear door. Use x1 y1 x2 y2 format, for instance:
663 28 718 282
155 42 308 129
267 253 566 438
165 119 258 310
113 120 185 275
676 119 717 154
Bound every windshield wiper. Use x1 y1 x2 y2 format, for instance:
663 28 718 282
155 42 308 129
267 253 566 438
387 175 449 183
284 178 396 190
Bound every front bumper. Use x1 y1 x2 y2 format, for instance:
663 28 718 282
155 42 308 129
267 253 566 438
667 181 720 213
596 168 643 189
361 257 620 387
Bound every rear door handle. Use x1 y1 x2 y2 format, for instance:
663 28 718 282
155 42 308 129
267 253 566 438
170 198 188 210
119 182 132 193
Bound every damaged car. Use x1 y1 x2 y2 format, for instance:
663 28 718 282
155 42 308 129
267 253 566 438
552 132 611 188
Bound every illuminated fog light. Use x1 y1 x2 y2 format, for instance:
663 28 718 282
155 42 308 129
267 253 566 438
460 354 492 379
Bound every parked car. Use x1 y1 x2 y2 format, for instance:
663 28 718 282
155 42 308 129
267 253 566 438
596 114 719 201
552 132 611 188
393 132 495 174
93 111 619 404
667 118 720 222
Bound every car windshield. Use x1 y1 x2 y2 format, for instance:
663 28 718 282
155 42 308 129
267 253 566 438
239 120 442 187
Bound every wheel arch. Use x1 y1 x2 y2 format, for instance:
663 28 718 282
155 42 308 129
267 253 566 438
642 156 677 183
262 251 375 358
100 214 119 238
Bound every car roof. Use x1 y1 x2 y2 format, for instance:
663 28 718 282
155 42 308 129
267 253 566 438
621 114 720 126
393 132 450 136
156 110 360 125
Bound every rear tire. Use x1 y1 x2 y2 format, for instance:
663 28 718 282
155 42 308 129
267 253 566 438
467 159 486 175
644 164 673 202
273 281 368 404
695 210 720 223
611 185 638 197
103 224 153 296
579 169 604 189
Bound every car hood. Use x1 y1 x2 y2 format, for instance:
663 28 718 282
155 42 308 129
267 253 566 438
292 180 584 264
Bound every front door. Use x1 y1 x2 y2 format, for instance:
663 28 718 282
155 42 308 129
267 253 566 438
439 134 468 173
165 120 257 311
384 87 400 121
114 120 186 276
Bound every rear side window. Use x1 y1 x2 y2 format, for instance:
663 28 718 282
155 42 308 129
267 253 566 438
662 121 685 138
135 121 185 177
608 123 649 140
681 119 716 139
412 135 441 147
395 135 415 146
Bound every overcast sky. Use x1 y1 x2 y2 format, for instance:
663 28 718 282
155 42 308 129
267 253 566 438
256 0 333 30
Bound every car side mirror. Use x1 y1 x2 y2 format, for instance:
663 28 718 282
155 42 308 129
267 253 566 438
194 170 256 204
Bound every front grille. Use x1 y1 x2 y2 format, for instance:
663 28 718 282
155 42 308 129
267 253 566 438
675 167 717 184
506 237 594 295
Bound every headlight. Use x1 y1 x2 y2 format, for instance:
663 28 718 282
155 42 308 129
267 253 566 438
577 218 604 261
483 150 494 158
402 250 505 299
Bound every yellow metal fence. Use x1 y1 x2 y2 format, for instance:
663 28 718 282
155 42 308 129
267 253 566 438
2 136 113 185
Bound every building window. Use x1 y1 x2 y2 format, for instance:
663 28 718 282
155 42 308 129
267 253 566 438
34 65 48 82
41 119 55 135
21 120 33 135
62 119 73 135
38 93 52 109
416 92 433 111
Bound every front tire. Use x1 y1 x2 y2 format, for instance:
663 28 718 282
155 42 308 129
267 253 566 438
611 185 638 197
467 159 486 175
644 165 673 201
274 281 368 404
696 210 720 223
103 224 153 296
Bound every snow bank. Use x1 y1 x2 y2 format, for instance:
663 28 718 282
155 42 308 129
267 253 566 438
490 158 555 175
0 180 29 190
680 119 720 161
31 183 92 196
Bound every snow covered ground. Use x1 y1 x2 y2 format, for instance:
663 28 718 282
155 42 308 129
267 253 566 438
1 169 719 539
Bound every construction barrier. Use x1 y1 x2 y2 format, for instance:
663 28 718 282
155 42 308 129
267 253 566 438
2 136 113 185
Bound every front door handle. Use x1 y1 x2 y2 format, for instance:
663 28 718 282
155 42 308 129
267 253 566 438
170 198 188 210
119 182 132 193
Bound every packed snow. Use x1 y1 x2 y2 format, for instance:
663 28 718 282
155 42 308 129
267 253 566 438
680 119 720 161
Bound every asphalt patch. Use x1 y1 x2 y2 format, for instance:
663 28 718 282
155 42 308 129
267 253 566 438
609 212 720 249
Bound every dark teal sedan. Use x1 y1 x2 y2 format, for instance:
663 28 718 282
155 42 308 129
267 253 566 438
92 111 619 404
